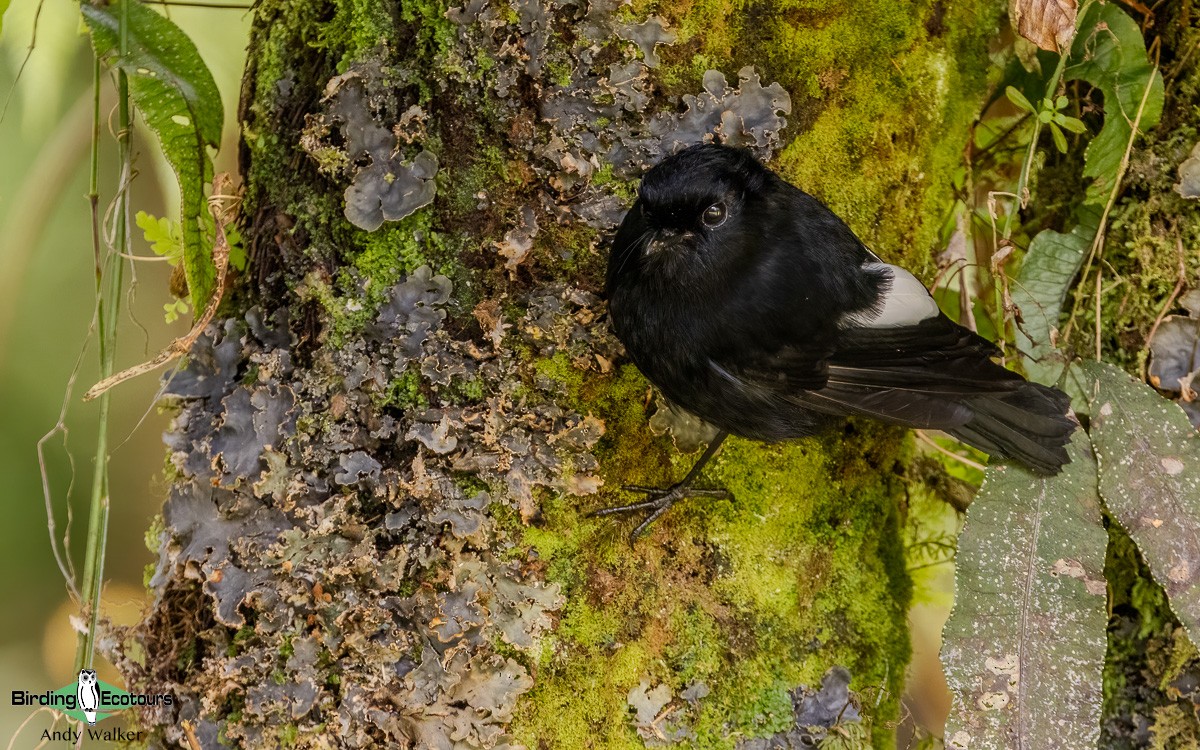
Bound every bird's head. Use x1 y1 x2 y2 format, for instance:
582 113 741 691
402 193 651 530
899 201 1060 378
609 144 771 289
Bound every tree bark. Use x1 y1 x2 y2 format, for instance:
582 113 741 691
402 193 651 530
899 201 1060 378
109 0 1004 747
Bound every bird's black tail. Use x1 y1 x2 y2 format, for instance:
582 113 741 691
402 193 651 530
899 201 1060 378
947 382 1076 475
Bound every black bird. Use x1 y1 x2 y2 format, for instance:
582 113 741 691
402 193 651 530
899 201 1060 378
600 143 1076 536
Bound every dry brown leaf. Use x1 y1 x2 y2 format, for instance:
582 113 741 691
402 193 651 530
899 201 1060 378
1010 0 1078 52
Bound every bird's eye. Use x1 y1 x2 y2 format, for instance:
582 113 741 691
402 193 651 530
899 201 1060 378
702 202 727 228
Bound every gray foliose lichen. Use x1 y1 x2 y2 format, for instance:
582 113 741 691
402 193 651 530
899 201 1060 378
301 0 790 237
304 68 439 231
113 267 625 748
110 0 806 745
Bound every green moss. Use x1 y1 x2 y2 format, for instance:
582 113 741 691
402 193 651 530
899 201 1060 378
176 639 199 674
533 352 588 407
546 57 576 88
144 513 166 556
352 208 438 289
591 162 638 203
277 723 299 746
296 272 368 347
514 639 650 748
399 0 459 83
324 0 396 71
227 626 256 658
445 373 487 404
378 367 429 411
664 605 725 682
513 360 910 747
539 221 606 282
443 143 513 221
648 0 1003 279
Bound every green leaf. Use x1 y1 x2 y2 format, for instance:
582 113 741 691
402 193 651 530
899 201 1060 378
1066 1 1164 205
1055 115 1088 134
1011 206 1101 386
82 0 223 309
1012 3 1159 387
941 431 1107 750
0 0 11 38
1049 121 1068 153
163 299 190 324
1037 109 1052 124
1055 94 1068 110
226 223 248 272
135 210 183 266
1005 85 1035 114
1083 360 1200 644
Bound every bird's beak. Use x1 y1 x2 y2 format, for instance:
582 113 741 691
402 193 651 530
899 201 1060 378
646 228 695 255
645 230 669 255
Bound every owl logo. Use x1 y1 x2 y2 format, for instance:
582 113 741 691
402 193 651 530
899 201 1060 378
76 669 99 725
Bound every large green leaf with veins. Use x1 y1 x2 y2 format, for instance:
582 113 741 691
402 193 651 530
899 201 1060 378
941 430 1107 750
1011 207 1098 388
82 0 223 309
1084 361 1200 643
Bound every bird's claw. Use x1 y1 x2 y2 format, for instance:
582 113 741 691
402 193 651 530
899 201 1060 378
591 483 732 540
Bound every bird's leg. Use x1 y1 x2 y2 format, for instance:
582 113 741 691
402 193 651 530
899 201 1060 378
592 431 731 539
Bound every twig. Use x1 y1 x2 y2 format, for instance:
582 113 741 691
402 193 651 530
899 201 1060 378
4 707 60 750
117 252 171 261
37 369 86 599
915 430 987 472
74 0 132 676
83 176 236 401
991 43 1075 344
182 721 203 750
908 559 955 573
141 0 253 6
37 60 113 603
0 0 45 123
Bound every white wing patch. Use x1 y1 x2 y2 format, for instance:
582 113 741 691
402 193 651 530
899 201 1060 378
842 263 941 328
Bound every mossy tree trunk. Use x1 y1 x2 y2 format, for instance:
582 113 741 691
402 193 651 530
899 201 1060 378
111 0 1004 747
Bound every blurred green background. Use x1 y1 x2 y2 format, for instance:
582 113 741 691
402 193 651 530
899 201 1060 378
0 1 249 741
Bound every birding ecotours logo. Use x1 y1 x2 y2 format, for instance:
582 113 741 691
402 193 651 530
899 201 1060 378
9 671 133 725
9 670 173 737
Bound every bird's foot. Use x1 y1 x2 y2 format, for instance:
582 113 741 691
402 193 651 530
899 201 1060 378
591 483 732 540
